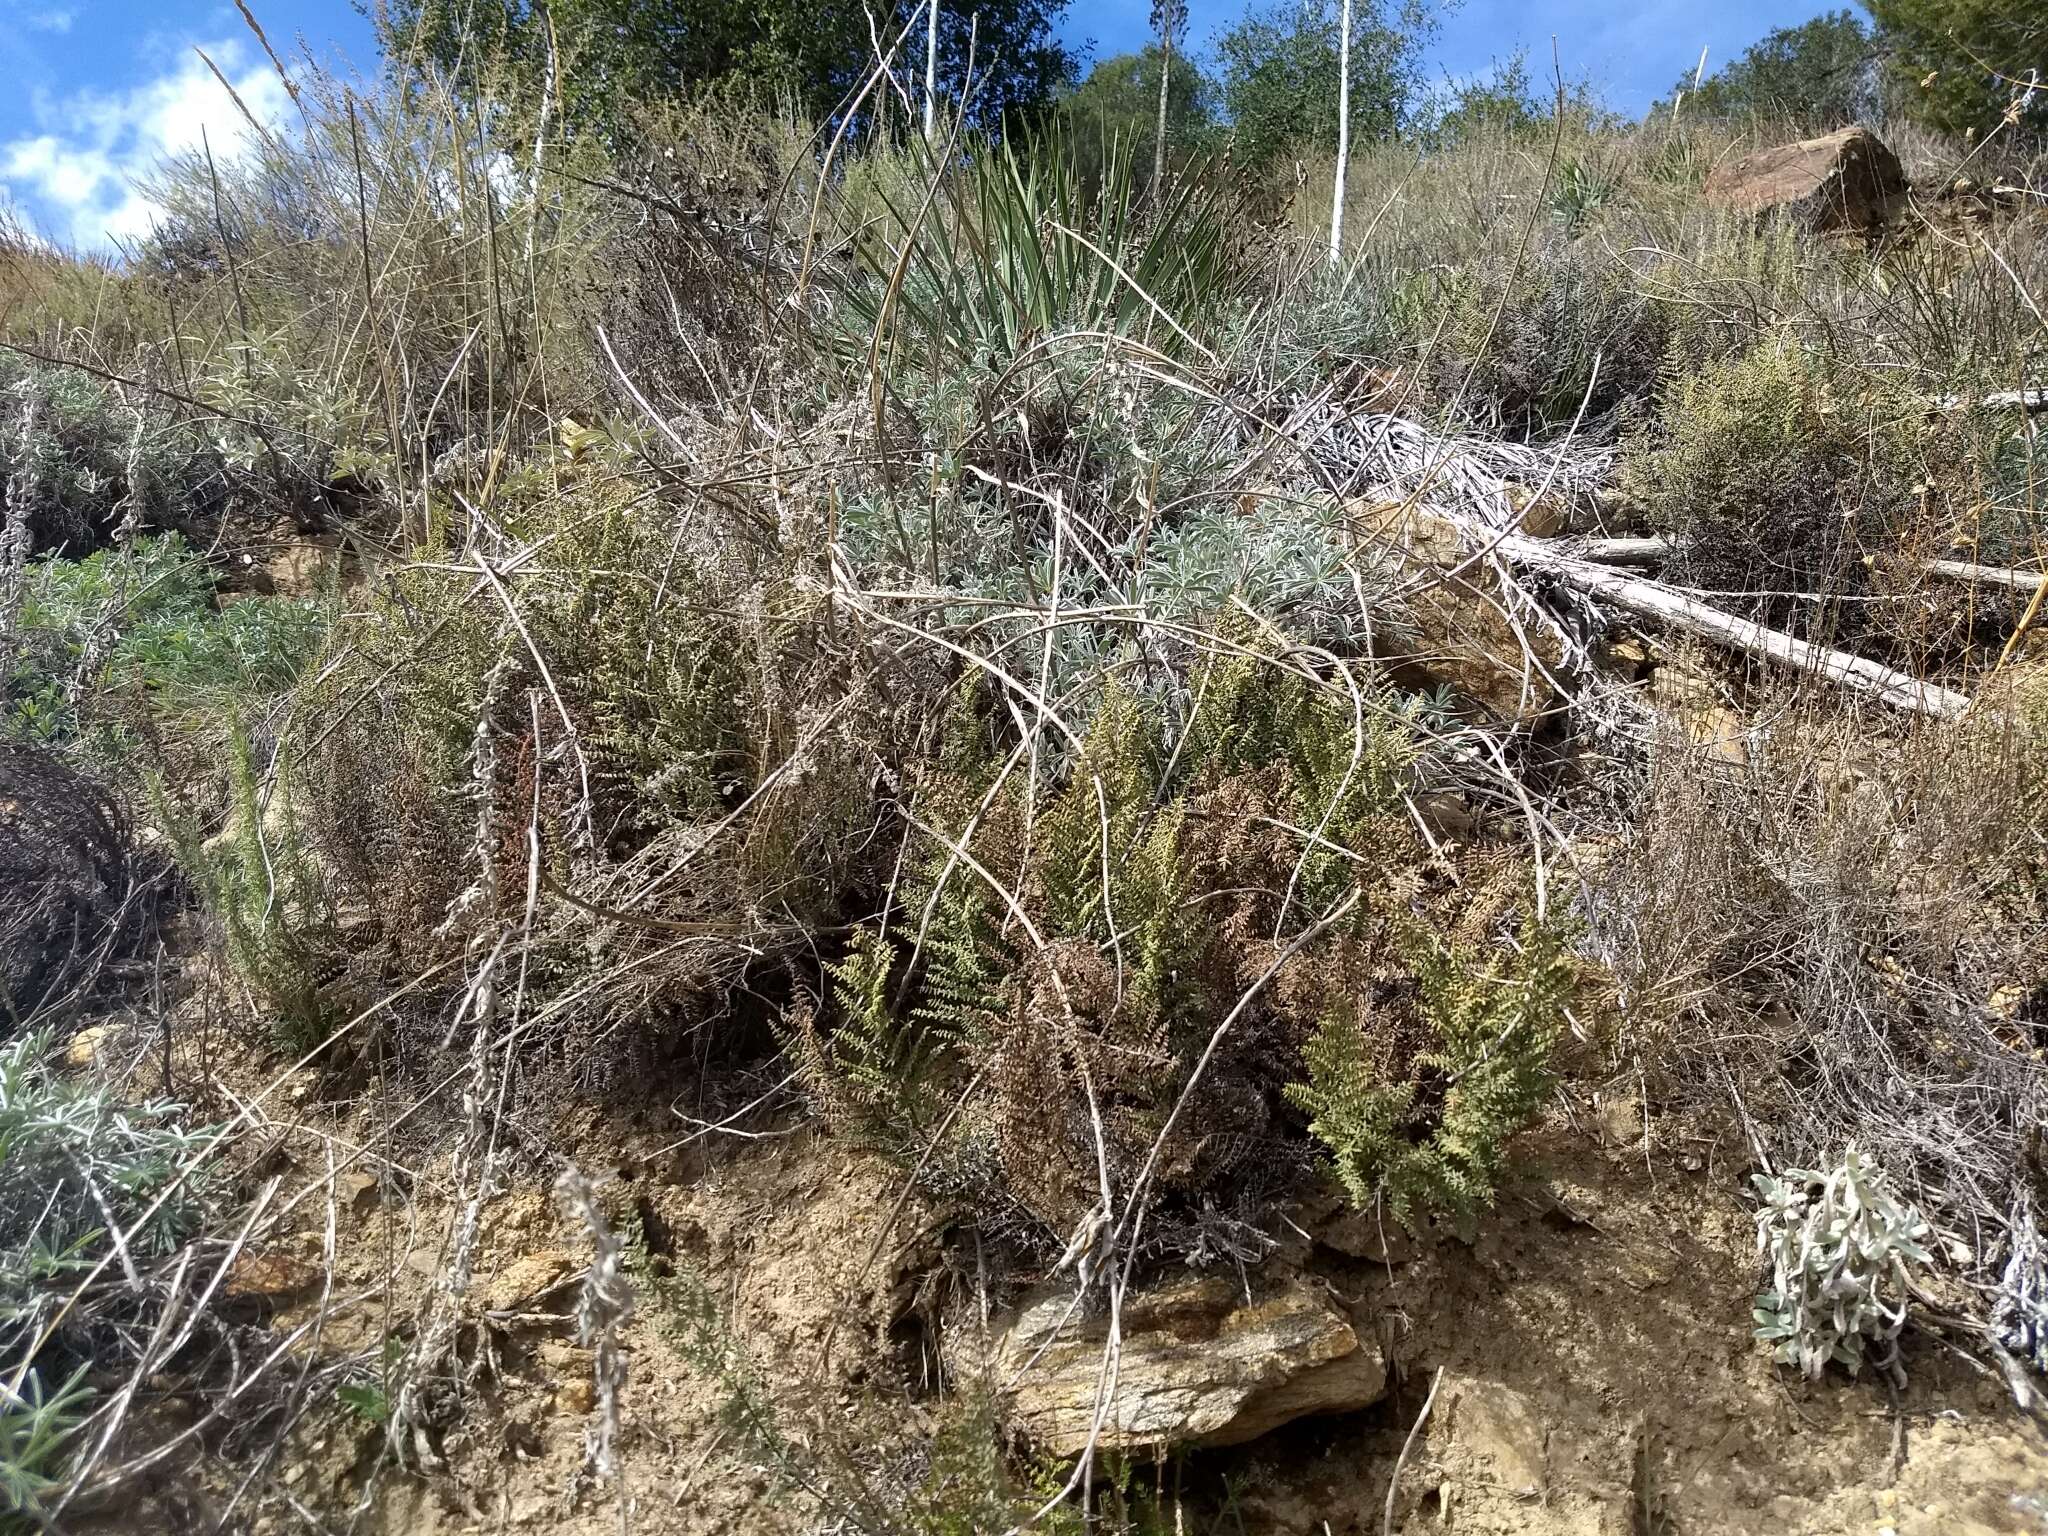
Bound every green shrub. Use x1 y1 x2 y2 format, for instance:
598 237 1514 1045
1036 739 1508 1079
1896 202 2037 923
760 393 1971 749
1624 341 1923 640
0 1365 92 1531
840 128 1247 376
4 535 323 750
0 1033 217 1527
160 727 335 1050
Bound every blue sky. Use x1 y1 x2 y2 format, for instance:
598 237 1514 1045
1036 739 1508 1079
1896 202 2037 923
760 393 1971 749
1 0 1839 250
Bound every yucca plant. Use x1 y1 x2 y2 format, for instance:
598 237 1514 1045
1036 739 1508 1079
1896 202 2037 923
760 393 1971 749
840 125 1246 373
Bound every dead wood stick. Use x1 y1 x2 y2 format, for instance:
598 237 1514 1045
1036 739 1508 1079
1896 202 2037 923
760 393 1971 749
1494 533 1973 718
1571 535 1670 564
1921 557 2046 593
1542 540 2045 599
1930 388 2048 414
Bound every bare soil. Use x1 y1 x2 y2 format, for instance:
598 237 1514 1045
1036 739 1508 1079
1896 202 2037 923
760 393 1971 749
88 1012 2048 1534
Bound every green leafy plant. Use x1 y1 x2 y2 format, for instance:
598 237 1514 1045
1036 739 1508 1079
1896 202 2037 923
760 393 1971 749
0 1364 93 1530
1289 920 1573 1231
159 727 335 1049
1752 1146 1934 1384
4 535 323 750
1550 156 1619 233
0 1035 218 1527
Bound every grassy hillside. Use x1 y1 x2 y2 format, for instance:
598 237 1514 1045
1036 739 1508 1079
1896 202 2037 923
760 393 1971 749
1 36 2045 1535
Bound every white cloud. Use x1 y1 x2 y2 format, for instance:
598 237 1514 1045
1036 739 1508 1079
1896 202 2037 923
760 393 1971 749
27 9 74 33
0 39 290 251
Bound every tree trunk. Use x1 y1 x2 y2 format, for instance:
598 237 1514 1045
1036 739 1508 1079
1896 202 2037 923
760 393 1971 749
924 0 940 139
1329 0 1352 267
1154 29 1173 197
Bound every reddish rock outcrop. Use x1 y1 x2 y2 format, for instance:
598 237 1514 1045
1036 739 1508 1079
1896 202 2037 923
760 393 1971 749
1703 126 1905 232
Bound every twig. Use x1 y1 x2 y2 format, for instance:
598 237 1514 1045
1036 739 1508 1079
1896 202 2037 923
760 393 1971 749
1384 1366 1445 1535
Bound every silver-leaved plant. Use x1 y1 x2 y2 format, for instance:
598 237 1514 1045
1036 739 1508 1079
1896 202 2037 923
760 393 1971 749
1753 1145 1933 1386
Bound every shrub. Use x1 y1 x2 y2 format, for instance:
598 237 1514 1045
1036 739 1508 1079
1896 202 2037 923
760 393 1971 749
0 744 143 1026
1624 342 1922 641
1752 1146 1934 1384
839 128 1249 376
1438 233 1671 437
0 1364 92 1530
788 643 1564 1254
160 728 335 1050
0 1034 216 1525
4 535 324 752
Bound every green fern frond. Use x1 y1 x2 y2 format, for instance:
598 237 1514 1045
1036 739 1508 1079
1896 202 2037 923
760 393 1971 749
1291 917 1572 1230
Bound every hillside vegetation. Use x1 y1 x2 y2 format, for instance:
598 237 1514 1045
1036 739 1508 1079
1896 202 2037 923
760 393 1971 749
1 17 2046 1535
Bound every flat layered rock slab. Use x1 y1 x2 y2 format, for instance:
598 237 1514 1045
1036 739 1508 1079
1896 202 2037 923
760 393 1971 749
982 1276 1387 1455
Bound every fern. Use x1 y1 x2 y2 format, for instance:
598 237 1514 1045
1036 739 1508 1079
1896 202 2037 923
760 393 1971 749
910 882 1006 1047
1288 1011 1415 1212
824 929 919 1123
1289 919 1573 1231
1031 683 1156 941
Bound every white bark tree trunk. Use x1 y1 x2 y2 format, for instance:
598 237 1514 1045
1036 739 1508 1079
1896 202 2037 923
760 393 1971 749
1154 27 1173 196
924 0 940 139
1329 0 1352 267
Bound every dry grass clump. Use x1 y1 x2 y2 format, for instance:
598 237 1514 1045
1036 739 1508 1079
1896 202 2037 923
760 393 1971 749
0 743 151 1025
271 441 934 1100
1584 695 2047 1346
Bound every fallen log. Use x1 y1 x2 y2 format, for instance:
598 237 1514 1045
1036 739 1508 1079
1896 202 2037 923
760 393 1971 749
1496 531 1973 718
1550 539 2044 601
1316 419 1975 718
1921 557 2046 593
1931 389 2048 415
1572 535 1670 565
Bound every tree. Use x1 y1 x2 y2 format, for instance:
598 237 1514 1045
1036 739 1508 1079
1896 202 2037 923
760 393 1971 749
1058 48 1218 187
1329 0 1351 266
1862 0 2047 134
1661 11 1880 128
1417 52 1552 146
1212 0 1429 174
1150 0 1190 193
386 0 1076 139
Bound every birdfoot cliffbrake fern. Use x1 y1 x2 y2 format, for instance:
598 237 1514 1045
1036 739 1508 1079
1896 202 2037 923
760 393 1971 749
790 642 1576 1256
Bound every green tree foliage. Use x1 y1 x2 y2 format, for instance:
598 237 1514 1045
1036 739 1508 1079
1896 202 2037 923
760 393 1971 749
1663 11 1879 128
387 0 1076 137
1414 51 1552 147
1058 48 1219 187
1863 0 2047 134
1212 0 1431 172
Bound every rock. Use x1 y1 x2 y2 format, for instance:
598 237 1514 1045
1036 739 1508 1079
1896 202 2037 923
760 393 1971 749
1702 125 1905 233
1446 1374 1549 1493
1686 705 1751 770
336 1171 381 1214
1316 1208 1417 1265
1354 501 1563 723
64 1025 112 1072
537 1340 593 1373
977 1277 1387 1455
477 1250 572 1313
223 1251 320 1312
